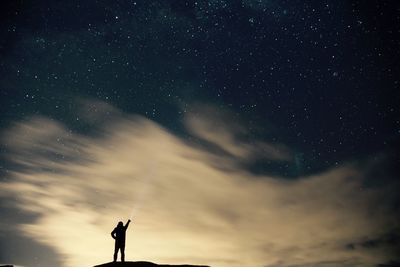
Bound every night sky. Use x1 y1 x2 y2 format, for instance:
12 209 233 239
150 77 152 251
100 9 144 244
1 1 399 267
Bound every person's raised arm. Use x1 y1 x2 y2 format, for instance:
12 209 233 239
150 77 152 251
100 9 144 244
125 219 131 230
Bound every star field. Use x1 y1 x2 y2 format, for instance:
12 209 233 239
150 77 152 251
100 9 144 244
1 1 398 177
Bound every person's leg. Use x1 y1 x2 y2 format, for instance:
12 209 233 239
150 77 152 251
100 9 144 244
113 242 118 262
121 243 125 262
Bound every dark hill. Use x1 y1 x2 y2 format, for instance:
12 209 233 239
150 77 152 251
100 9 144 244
94 261 210 267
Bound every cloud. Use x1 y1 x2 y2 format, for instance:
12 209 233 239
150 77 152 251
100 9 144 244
0 103 398 267
184 104 292 162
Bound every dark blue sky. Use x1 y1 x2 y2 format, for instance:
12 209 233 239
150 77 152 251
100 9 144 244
1 0 398 177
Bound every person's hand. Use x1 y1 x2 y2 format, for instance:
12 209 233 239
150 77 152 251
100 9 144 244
128 219 131 222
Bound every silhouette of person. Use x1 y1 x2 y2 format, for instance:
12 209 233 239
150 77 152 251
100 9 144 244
111 219 131 262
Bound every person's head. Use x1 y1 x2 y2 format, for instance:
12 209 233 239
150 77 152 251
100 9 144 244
117 221 123 228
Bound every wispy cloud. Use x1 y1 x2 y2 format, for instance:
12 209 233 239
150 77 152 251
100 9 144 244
0 102 398 267
184 104 292 162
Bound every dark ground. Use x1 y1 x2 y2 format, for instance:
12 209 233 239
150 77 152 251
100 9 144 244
94 261 210 267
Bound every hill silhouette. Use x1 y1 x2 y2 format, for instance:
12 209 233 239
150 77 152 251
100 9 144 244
94 261 210 267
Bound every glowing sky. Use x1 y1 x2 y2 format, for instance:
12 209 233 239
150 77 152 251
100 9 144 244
0 102 398 267
0 1 399 267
